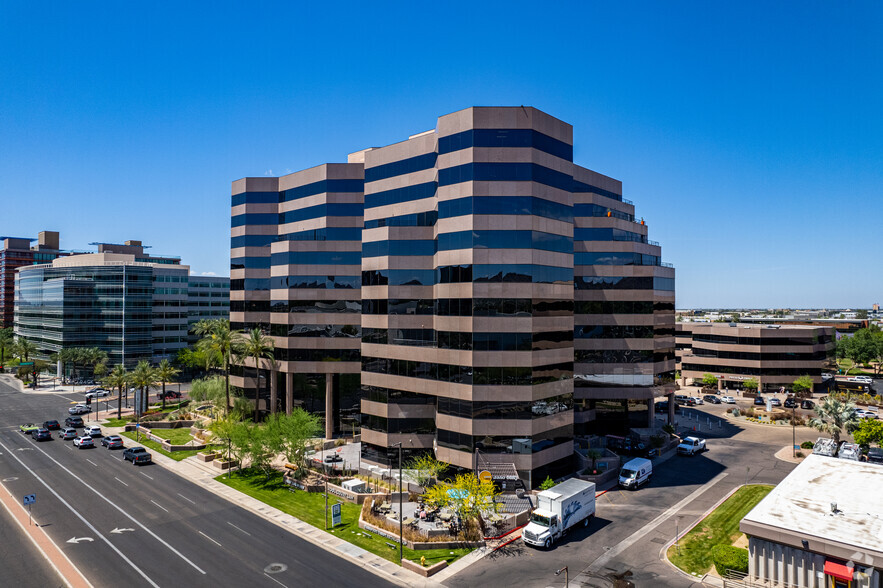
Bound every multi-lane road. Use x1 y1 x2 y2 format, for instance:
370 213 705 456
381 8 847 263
0 378 394 588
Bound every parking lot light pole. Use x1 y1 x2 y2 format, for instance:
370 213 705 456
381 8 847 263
792 405 796 458
391 441 403 564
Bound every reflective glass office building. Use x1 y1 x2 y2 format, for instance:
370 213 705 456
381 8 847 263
231 107 676 486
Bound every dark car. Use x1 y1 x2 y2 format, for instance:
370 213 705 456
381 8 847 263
801 400 815 410
64 416 85 428
868 447 883 464
33 428 52 441
655 400 670 413
123 447 152 465
754 396 766 406
158 390 182 400
703 395 721 404
101 435 124 449
43 420 61 430
784 398 797 409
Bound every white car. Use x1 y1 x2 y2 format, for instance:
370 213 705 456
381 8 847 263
73 436 94 448
721 396 736 404
84 389 110 399
84 425 102 437
691 397 704 405
68 404 92 415
854 409 878 420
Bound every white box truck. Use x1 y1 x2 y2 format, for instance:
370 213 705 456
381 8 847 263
522 478 595 548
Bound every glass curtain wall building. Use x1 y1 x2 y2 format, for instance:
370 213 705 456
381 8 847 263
231 107 676 486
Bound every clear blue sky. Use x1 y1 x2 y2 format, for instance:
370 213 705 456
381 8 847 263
2 1 881 308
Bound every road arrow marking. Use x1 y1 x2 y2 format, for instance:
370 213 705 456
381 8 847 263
110 528 135 534
16 447 33 451
67 537 94 544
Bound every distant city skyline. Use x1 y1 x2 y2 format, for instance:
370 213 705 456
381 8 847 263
2 2 881 308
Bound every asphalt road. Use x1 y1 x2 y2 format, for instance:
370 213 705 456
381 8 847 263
0 378 394 588
448 403 810 588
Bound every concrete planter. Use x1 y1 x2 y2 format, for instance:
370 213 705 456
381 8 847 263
212 459 238 471
402 558 448 577
197 452 218 462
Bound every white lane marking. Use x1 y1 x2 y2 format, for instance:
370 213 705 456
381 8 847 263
86 459 98 467
66 536 94 544
140 472 154 480
198 530 222 547
177 493 196 505
110 527 135 534
114 477 129 487
227 521 252 536
0 439 161 588
263 572 289 588
22 439 206 575
581 472 729 576
150 500 169 513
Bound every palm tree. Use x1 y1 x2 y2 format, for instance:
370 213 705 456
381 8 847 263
807 396 862 445
103 364 130 420
0 327 13 364
195 319 237 417
155 359 181 410
13 337 37 384
83 348 108 381
239 328 275 421
130 361 158 416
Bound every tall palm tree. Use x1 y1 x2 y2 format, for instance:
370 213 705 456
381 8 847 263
239 328 275 421
195 319 237 417
83 348 108 380
155 359 181 410
13 337 37 384
103 364 130 420
808 396 862 445
131 360 158 416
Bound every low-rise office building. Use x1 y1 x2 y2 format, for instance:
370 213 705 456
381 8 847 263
741 454 881 588
676 322 834 393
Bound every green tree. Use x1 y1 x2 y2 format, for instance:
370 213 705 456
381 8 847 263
424 473 501 530
807 397 861 445
12 337 37 384
190 376 227 413
228 420 253 473
239 328 275 421
700 373 719 388
743 378 759 393
856 309 869 320
155 359 181 410
194 319 238 417
130 360 158 416
852 419 883 447
791 375 815 398
208 413 237 462
102 364 130 420
246 423 278 478
405 454 448 488
538 476 556 490
0 327 13 364
266 410 321 474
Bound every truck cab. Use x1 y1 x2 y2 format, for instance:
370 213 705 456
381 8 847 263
522 479 595 548
522 509 560 548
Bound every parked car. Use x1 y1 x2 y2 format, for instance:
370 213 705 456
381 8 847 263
784 398 797 409
84 425 102 437
754 396 766 406
73 436 94 449
59 427 78 440
674 395 689 406
721 396 736 404
64 416 84 428
123 447 152 465
703 395 721 404
854 409 878 420
157 390 182 400
84 389 110 399
655 400 670 413
101 435 124 449
677 436 707 456
33 428 52 441
867 447 883 464
691 397 704 405
801 400 815 410
19 423 40 435
68 404 91 415
769 398 782 407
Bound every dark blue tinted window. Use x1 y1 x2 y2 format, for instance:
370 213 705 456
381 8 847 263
269 275 360 289
280 179 363 202
364 210 438 228
230 278 270 291
571 180 622 201
438 129 572 161
438 230 571 253
364 182 437 209
439 163 574 193
362 239 437 257
575 276 671 290
232 213 278 227
271 251 361 265
232 192 279 207
279 203 363 224
362 269 435 286
654 277 675 291
278 227 362 241
365 153 438 183
231 235 277 248
573 204 634 221
574 252 659 266
439 196 572 222
574 228 647 243
473 264 573 284
230 257 271 270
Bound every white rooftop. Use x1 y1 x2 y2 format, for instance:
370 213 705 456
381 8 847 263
742 454 883 559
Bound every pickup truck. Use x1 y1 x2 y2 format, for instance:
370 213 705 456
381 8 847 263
123 447 152 465
677 436 707 456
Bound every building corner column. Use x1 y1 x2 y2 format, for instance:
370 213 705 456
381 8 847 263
286 372 294 415
270 369 277 414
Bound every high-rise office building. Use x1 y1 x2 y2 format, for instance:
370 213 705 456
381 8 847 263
0 231 68 327
231 107 675 486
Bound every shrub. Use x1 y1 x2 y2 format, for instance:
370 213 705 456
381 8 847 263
649 434 666 449
801 441 814 449
711 545 749 576
334 437 347 447
795 451 804 458
732 408 741 417
539 476 556 491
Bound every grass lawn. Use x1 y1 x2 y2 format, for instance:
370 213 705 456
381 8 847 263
103 417 133 427
216 468 472 567
119 430 207 461
143 427 195 445
667 484 773 576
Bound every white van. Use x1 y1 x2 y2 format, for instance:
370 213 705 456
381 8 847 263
850 376 873 384
618 458 652 490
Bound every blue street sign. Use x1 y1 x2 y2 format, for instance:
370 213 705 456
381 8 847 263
23 494 35 506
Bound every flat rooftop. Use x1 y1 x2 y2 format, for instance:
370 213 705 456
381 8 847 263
740 454 883 563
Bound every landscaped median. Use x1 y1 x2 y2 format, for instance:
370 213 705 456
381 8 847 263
666 484 773 578
215 468 473 568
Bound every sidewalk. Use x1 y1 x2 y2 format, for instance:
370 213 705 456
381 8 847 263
101 423 439 588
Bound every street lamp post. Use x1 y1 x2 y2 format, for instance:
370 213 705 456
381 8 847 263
555 566 569 588
792 405 797 458
391 441 403 564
